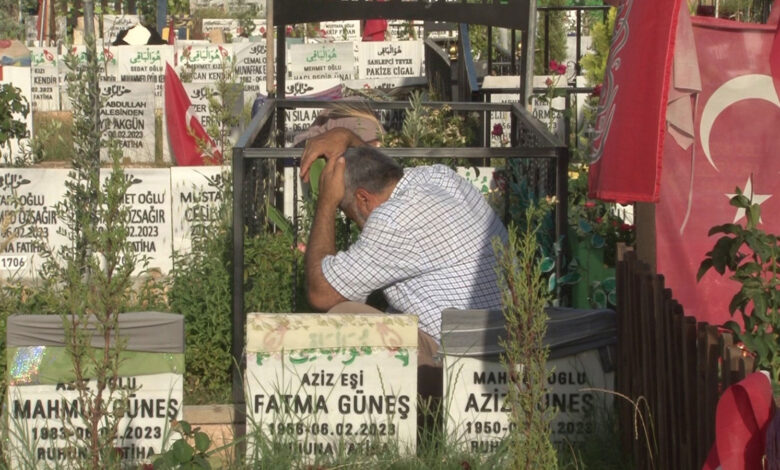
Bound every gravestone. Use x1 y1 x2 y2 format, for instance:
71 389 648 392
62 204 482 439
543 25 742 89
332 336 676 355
60 46 119 111
99 168 172 275
30 47 60 111
288 42 356 81
321 21 360 42
170 166 226 255
117 45 175 105
358 41 423 79
0 168 69 280
442 308 616 453
281 78 341 147
482 75 521 148
99 82 156 163
245 313 418 461
530 75 567 139
178 44 234 83
6 312 184 468
103 14 139 44
234 41 270 98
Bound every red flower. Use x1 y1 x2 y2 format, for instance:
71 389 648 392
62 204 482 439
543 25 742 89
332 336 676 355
319 29 327 37
549 59 559 71
491 123 504 136
611 220 619 227
592 84 602 98
556 63 567 75
545 77 554 87
620 223 634 232
584 201 596 209
285 25 293 36
595 217 603 224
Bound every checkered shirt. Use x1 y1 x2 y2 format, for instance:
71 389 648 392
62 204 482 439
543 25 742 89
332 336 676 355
322 164 508 339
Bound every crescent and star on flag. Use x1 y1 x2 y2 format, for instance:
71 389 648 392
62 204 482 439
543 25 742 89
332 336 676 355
699 73 777 227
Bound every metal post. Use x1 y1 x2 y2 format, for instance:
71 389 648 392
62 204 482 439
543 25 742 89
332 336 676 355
510 29 517 75
266 0 274 95
575 8 582 77
487 26 493 74
544 11 550 73
231 146 246 399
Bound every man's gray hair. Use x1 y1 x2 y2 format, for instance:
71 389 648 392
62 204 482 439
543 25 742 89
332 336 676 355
342 146 403 207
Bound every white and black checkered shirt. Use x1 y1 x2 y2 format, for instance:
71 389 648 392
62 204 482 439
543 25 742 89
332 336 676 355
322 165 508 339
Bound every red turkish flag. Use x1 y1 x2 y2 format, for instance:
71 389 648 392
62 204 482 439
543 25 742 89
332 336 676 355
164 64 222 166
656 14 780 325
587 0 682 203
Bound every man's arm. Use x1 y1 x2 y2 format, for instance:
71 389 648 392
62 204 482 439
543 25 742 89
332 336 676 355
305 156 348 311
300 127 366 183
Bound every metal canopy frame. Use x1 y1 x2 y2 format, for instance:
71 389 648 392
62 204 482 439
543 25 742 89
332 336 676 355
231 0 568 407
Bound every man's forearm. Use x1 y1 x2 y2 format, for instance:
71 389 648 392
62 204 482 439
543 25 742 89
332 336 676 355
305 200 346 311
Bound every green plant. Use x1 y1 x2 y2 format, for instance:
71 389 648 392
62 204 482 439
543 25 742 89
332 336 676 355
0 0 25 41
31 33 143 469
153 420 213 469
698 186 780 392
31 112 75 162
579 7 616 88
493 203 558 470
0 83 30 166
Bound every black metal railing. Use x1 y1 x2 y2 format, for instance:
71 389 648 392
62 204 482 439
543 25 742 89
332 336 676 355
231 98 568 404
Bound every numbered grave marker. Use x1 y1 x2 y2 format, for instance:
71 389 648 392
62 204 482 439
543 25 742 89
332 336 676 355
245 314 418 461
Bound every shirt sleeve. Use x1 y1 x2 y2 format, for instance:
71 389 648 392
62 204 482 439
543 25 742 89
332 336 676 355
321 217 427 302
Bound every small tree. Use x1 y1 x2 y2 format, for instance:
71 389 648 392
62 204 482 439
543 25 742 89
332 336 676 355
37 34 142 469
0 84 30 166
493 203 558 470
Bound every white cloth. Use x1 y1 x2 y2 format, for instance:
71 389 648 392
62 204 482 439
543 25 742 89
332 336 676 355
322 165 508 339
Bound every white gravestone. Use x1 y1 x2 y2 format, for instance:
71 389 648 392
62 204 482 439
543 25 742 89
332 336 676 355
288 43 356 81
201 18 239 37
177 44 234 83
170 166 226 256
0 67 33 165
321 21 360 41
0 169 69 280
282 78 341 147
358 41 423 79
245 314 418 461
99 82 156 163
530 75 567 139
234 41 269 98
103 14 139 44
117 45 175 105
59 46 119 111
30 47 61 111
482 75 521 148
6 313 184 468
442 309 615 452
99 168 172 275
387 20 423 41
7 373 182 467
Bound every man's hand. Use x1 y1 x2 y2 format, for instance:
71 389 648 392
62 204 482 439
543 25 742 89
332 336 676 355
300 127 366 183
317 155 346 210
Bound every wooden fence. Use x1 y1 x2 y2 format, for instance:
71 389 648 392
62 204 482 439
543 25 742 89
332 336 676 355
616 251 756 470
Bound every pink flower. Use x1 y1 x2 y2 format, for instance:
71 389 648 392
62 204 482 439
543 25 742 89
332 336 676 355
491 123 504 136
584 201 596 209
556 63 567 75
285 25 293 36
296 242 306 253
549 59 559 71
592 84 602 98
545 77 553 87
319 29 327 37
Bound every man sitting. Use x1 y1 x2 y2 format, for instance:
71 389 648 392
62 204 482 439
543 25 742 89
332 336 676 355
301 125 507 342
